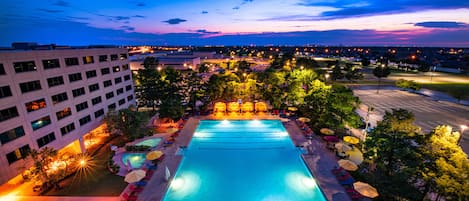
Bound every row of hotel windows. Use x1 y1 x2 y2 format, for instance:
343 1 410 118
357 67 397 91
0 73 131 100
0 54 128 74
1 95 133 164
0 85 133 123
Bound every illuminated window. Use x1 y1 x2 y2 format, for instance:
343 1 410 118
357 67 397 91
120 53 128 60
25 98 47 112
42 59 60 69
83 56 94 64
14 61 37 73
56 107 72 120
6 145 30 164
31 116 51 131
113 66 120 72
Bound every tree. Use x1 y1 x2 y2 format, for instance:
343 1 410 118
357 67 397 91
419 125 469 201
373 65 391 94
361 58 371 66
27 147 61 190
343 63 364 82
103 106 149 139
330 61 344 81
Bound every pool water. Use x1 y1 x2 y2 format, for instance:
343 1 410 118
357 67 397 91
164 120 326 201
136 137 162 147
121 152 146 169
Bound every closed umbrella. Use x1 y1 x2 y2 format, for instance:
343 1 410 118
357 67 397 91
343 136 360 145
146 150 164 160
335 142 352 152
353 182 379 198
124 170 146 183
338 159 358 171
346 149 364 165
320 128 335 135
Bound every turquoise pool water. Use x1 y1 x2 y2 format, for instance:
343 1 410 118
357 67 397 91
164 120 326 201
121 152 146 169
136 137 162 147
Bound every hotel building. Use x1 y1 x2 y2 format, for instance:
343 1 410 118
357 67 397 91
0 45 135 185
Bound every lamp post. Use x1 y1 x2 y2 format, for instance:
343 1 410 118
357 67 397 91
459 125 467 145
325 73 330 84
430 66 436 83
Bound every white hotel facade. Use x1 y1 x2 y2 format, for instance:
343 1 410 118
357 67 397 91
0 46 135 184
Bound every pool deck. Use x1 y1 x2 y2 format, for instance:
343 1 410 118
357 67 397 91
137 116 351 201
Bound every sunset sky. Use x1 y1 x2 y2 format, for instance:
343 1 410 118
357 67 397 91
1 0 469 46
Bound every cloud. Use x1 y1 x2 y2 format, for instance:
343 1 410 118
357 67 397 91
194 29 220 34
163 18 187 25
242 0 254 5
414 21 468 28
120 26 135 31
133 15 145 18
232 6 240 10
114 16 130 21
299 0 469 19
67 16 89 20
201 11 208 14
38 8 64 13
136 2 145 7
53 0 70 7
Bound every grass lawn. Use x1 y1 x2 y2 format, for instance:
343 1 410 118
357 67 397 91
45 137 127 196
419 82 469 100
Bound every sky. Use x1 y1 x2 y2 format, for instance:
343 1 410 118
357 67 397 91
1 0 469 47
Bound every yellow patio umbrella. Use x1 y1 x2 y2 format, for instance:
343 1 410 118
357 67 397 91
146 150 164 160
320 128 335 135
124 169 146 183
335 142 352 152
343 136 360 145
298 117 311 123
353 182 379 198
338 159 358 171
166 127 179 134
346 149 364 165
287 107 298 111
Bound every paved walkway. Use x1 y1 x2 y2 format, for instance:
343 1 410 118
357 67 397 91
283 121 352 201
0 196 119 201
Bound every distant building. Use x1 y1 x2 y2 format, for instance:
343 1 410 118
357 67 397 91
0 44 135 185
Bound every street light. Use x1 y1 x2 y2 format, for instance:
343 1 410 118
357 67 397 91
325 73 330 84
300 65 304 70
430 66 436 83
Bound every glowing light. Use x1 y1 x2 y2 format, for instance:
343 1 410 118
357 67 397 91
302 177 317 188
171 177 185 191
80 159 86 166
221 120 230 125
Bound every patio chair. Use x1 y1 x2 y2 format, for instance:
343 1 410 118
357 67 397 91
121 192 138 201
338 177 355 185
135 180 147 187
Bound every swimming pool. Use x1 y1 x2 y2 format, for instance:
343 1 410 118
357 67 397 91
121 152 146 169
135 137 162 147
164 120 326 201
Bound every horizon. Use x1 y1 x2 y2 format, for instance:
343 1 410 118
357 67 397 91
1 0 469 47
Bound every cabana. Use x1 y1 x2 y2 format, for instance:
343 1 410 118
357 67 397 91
213 102 226 113
241 102 254 113
227 102 240 112
255 102 268 112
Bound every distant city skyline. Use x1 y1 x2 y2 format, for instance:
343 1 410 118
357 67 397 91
1 0 469 47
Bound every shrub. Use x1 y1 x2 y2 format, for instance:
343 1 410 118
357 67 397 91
395 79 420 90
125 145 151 152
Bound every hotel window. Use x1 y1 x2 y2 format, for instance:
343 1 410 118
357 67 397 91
68 73 82 82
0 126 25 145
118 98 125 105
13 61 37 73
120 53 128 60
65 57 79 66
127 95 134 101
112 66 120 72
0 63 5 75
116 88 124 95
0 85 13 99
0 107 19 122
25 98 47 112
101 67 110 75
19 80 42 93
108 103 116 110
47 76 64 87
79 115 91 126
103 80 112 87
114 77 122 84
75 101 88 112
91 96 102 105
94 109 104 118
125 85 132 91
37 132 56 148
83 56 94 64
122 64 129 71
42 59 60 69
99 55 108 62
31 116 51 131
6 144 30 164
86 70 97 78
72 87 85 97
124 75 131 81
88 83 100 92
105 91 114 99
60 123 75 136
51 92 68 105
110 54 118 61
56 107 72 120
